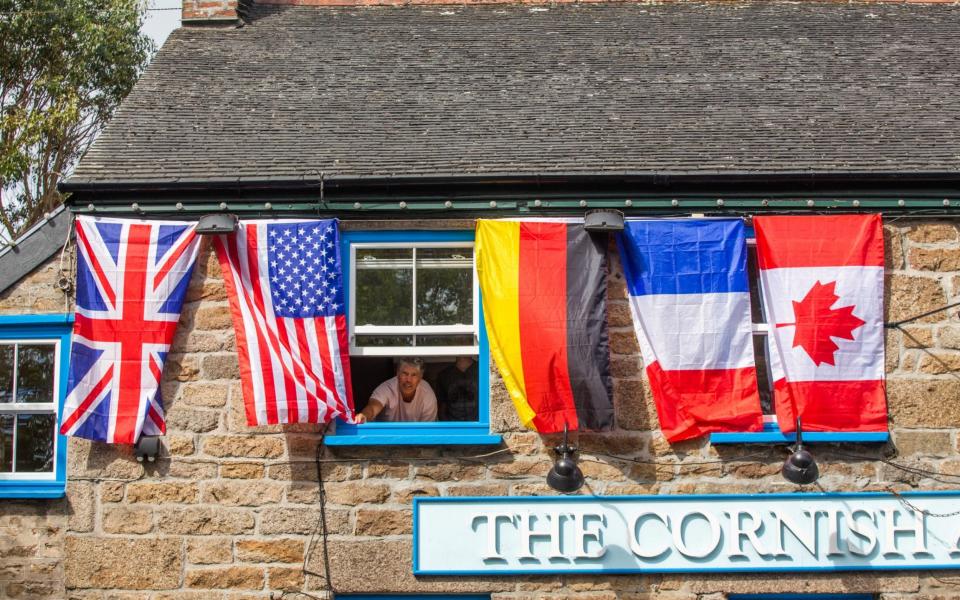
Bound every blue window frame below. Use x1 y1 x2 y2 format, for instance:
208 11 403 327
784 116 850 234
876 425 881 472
0 314 73 499
326 230 501 447
729 596 874 600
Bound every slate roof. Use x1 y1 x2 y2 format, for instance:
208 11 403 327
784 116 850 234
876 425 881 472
65 1 960 188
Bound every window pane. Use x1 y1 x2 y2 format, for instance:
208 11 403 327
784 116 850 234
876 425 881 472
0 344 12 403
416 248 474 326
753 334 774 415
0 414 12 472
15 413 54 473
747 246 765 324
355 335 414 347
416 335 476 347
355 249 413 326
16 345 55 403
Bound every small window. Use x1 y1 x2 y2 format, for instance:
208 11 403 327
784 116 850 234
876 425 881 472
711 236 888 445
0 315 72 498
328 231 500 446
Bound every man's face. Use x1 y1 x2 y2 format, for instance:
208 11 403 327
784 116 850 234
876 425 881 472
397 364 422 401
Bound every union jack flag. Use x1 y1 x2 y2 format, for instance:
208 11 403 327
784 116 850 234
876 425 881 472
60 216 201 444
213 219 354 426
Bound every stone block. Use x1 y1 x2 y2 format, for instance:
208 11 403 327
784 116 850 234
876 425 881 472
167 460 219 480
165 407 220 433
615 379 656 431
938 325 960 350
126 482 199 504
100 481 125 502
187 538 233 565
610 356 641 378
202 481 284 506
909 247 960 272
487 459 550 478
163 354 200 382
609 329 640 355
324 481 391 505
918 351 960 374
888 379 960 427
906 223 959 244
102 506 153 534
67 481 95 533
354 509 412 536
901 326 933 348
167 434 196 456
307 539 511 594
194 305 233 330
414 463 483 481
156 507 255 535
178 382 230 408
886 275 947 324
203 435 284 458
221 462 265 479
607 301 633 327
259 507 351 535
444 483 510 496
186 566 264 589
267 566 304 590
64 537 182 590
235 539 304 563
893 430 955 457
201 353 240 380
366 462 412 479
67 438 144 481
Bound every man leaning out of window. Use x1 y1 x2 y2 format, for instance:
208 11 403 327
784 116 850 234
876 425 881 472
354 357 437 423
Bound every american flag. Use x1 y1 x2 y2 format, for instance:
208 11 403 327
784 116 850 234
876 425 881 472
61 216 201 443
213 219 354 426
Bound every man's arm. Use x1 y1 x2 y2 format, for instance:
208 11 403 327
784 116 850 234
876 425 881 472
354 399 384 424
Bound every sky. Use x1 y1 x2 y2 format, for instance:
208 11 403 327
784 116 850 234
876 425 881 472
143 0 182 49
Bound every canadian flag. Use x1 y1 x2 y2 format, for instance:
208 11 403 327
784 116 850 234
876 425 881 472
754 215 886 433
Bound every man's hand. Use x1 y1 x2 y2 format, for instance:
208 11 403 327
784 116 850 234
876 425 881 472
353 413 367 424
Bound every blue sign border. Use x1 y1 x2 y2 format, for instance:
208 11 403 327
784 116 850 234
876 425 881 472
412 491 960 576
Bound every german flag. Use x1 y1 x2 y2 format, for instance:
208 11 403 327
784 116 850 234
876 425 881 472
476 220 614 433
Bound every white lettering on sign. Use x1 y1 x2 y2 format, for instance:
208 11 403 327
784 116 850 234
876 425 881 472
426 495 958 574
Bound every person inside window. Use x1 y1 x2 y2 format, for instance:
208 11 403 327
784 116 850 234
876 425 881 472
436 356 478 421
354 357 437 423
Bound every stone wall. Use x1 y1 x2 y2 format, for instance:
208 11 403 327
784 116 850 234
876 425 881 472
3 219 960 599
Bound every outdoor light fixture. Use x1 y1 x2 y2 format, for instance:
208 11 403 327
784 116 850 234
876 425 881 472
196 213 239 235
782 418 819 485
134 436 161 463
583 209 625 233
546 424 585 493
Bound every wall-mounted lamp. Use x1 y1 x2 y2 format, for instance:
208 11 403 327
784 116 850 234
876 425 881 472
583 209 624 233
782 418 819 485
196 213 239 235
134 435 161 462
546 424 584 493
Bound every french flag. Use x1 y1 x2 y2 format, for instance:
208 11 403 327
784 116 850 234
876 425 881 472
617 219 763 442
755 215 886 434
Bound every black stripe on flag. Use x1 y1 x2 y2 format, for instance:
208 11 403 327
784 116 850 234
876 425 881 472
565 224 615 431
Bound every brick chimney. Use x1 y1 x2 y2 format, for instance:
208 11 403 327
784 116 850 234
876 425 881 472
182 0 241 24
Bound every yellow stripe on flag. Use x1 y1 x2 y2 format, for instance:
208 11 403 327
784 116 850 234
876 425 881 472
475 220 536 429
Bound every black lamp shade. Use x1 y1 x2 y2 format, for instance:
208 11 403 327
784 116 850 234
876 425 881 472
782 447 819 485
547 453 584 493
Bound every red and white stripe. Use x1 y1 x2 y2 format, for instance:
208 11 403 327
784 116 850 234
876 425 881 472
213 221 353 426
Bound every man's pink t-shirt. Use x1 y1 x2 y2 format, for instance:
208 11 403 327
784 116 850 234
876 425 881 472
369 376 438 422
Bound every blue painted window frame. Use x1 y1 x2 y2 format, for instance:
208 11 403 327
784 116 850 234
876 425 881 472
729 596 874 600
711 228 888 445
0 314 73 499
326 230 501 446
338 596 490 600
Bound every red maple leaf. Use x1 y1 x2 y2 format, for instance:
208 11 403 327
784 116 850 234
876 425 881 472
776 280 866 366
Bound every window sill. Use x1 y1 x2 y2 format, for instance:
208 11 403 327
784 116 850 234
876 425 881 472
0 480 66 499
327 421 502 446
711 422 889 445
